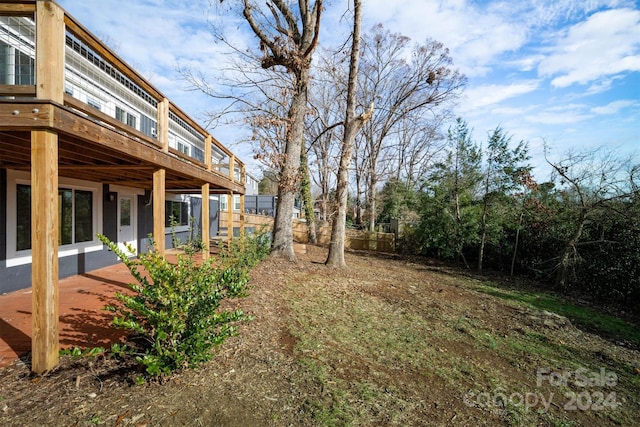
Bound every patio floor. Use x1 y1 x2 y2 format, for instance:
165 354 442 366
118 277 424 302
0 262 136 368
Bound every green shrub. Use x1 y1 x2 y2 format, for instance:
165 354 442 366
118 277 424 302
217 226 272 270
98 233 264 378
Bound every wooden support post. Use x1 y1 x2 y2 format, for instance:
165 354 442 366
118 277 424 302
205 135 212 171
31 130 59 374
229 155 235 181
240 164 246 238
31 0 65 375
240 194 245 239
153 169 166 255
227 191 234 244
201 183 210 260
157 98 169 152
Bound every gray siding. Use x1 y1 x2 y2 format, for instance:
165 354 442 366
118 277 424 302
0 177 121 294
0 168 6 264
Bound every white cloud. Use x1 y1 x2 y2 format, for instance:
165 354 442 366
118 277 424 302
538 8 640 87
526 108 593 125
361 0 528 76
505 55 546 72
591 100 636 115
463 80 540 109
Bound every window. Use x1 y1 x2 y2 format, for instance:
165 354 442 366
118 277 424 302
116 106 138 129
140 114 157 139
16 184 94 251
0 41 35 85
0 42 11 85
16 184 31 251
177 141 190 156
120 198 131 226
234 195 241 211
74 190 93 242
126 113 137 128
115 106 125 122
220 195 228 212
165 200 189 227
59 189 72 245
87 98 101 111
15 49 34 85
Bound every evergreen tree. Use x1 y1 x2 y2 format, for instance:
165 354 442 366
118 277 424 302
477 128 530 271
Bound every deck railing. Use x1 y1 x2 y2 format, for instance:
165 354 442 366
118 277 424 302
0 0 244 186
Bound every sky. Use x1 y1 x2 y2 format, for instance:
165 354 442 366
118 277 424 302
56 0 640 179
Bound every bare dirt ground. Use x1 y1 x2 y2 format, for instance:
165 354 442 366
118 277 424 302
1 245 639 426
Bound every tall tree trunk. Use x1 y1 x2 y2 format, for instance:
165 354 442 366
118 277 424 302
272 68 310 261
367 172 377 232
477 196 489 272
300 148 317 244
454 192 470 269
478 157 493 272
326 0 368 267
556 210 587 289
510 210 524 277
355 171 362 227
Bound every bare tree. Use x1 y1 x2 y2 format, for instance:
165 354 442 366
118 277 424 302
241 1 323 260
393 113 447 188
306 52 346 224
356 25 466 231
325 0 372 267
186 1 323 261
545 147 635 288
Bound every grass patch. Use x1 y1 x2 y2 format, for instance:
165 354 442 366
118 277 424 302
279 259 639 427
475 284 640 347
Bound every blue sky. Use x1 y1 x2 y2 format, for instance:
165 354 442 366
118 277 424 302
57 0 639 178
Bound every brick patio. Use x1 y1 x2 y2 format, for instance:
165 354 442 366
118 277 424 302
0 262 136 368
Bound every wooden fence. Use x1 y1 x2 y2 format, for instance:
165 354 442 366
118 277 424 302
220 214 395 253
314 226 395 253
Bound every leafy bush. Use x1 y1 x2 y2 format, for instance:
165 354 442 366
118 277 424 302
217 225 272 270
98 231 270 378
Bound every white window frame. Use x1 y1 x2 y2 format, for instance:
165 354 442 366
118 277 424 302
164 194 190 233
6 170 104 267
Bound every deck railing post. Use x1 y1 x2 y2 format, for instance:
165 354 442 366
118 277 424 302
158 98 169 152
205 135 212 171
36 0 64 103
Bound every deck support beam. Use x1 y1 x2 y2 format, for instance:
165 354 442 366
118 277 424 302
201 183 210 260
31 129 59 374
227 191 234 244
240 165 246 238
240 194 245 239
153 169 166 255
31 0 65 374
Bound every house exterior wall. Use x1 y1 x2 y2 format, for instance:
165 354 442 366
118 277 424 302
0 170 227 294
0 169 120 294
245 173 259 196
0 168 6 274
